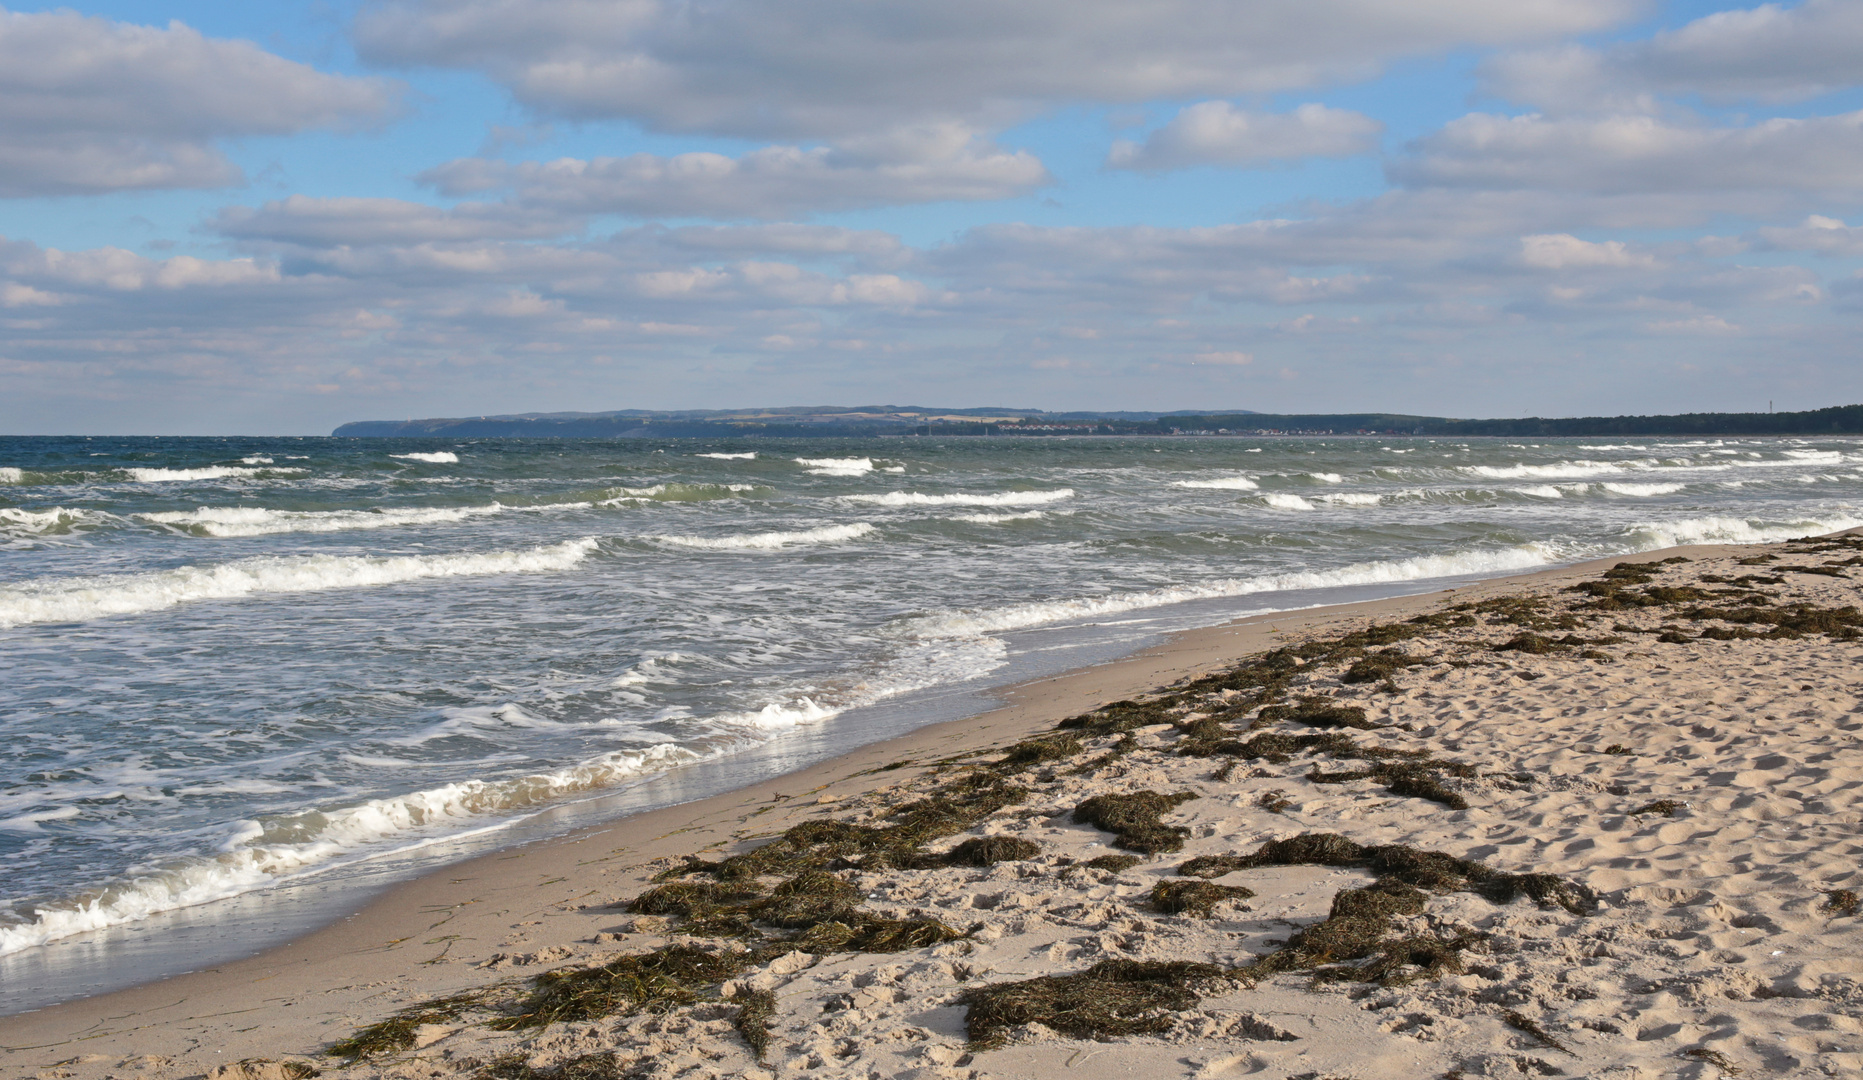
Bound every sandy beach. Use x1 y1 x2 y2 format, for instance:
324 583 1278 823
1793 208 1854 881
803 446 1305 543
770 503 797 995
7 533 1862 1080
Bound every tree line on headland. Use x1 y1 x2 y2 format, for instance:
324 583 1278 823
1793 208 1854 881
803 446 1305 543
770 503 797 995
334 403 1863 439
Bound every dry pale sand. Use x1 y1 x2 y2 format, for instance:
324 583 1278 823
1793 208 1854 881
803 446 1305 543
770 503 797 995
7 534 1863 1080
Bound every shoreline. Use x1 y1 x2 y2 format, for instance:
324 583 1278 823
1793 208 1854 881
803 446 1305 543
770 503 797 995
4 532 1859 1079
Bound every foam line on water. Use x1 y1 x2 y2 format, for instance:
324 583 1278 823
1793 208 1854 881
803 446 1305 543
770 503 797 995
795 456 873 476
696 452 757 460
122 466 307 483
652 522 875 549
905 509 1863 640
138 503 514 537
1172 476 1257 490
391 452 459 464
842 489 1073 507
0 538 599 627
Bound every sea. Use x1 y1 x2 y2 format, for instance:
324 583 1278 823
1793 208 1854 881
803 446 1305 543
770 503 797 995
3 433 1860 1012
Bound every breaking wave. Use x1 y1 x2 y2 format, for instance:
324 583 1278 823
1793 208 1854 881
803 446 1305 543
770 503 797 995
1602 482 1686 497
0 538 598 628
696 452 757 460
796 456 873 476
391 452 459 464
123 466 307 483
1172 476 1257 490
842 489 1073 507
652 523 875 549
1262 493 1315 510
138 503 514 537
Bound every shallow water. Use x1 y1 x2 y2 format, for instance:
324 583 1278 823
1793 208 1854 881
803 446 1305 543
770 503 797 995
2 433 1858 1001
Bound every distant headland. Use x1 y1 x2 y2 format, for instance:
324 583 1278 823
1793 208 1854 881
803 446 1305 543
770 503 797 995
333 403 1863 439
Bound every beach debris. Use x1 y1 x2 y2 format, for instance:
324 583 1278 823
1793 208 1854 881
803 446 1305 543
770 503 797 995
940 835 1042 866
959 959 1232 1049
1080 853 1143 873
1823 889 1859 916
729 987 778 1061
324 992 490 1060
491 944 755 1030
1258 697 1376 730
1630 799 1683 816
1218 832 1597 914
1681 1046 1744 1074
1072 790 1200 853
1151 878 1255 916
1502 1010 1572 1054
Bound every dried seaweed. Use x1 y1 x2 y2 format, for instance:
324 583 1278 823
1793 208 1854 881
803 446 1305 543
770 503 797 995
959 960 1230 1049
1151 879 1255 916
1072 790 1200 853
325 993 488 1060
731 988 778 1061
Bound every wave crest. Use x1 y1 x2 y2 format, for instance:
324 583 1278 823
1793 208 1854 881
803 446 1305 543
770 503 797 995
652 523 875 549
0 538 598 627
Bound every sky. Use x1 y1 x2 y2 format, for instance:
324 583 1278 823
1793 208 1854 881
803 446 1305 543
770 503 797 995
2 1 1862 434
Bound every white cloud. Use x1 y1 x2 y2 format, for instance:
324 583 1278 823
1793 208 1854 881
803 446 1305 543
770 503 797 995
1756 214 1863 256
354 0 1638 139
1107 102 1382 172
1518 233 1659 269
214 196 580 247
1391 111 1863 196
419 124 1047 219
0 7 400 197
1485 0 1863 113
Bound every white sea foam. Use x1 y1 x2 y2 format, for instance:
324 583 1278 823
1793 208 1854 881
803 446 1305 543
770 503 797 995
1307 472 1345 483
0 629 1012 957
696 452 757 460
601 483 761 503
0 467 21 484
1463 460 1631 480
1602 482 1686 497
1624 512 1863 550
652 522 875 549
908 543 1569 639
953 511 1046 523
0 538 598 627
796 456 873 476
240 456 274 465
391 452 459 464
1513 485 1565 498
1172 476 1258 490
841 489 1073 507
1318 492 1382 506
0 738 708 957
0 507 101 535
1262 493 1315 510
137 504 512 538
122 466 305 483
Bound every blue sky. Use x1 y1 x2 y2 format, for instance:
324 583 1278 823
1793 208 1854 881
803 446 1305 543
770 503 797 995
2 0 1861 433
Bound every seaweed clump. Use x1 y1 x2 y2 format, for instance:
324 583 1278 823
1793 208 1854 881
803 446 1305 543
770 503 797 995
1151 879 1255 916
1257 698 1375 730
326 993 487 1061
1247 878 1473 987
730 988 778 1061
492 944 756 1030
1824 889 1860 917
959 960 1231 1049
1226 833 1596 914
1072 790 1200 853
1081 853 1143 873
1630 799 1682 817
